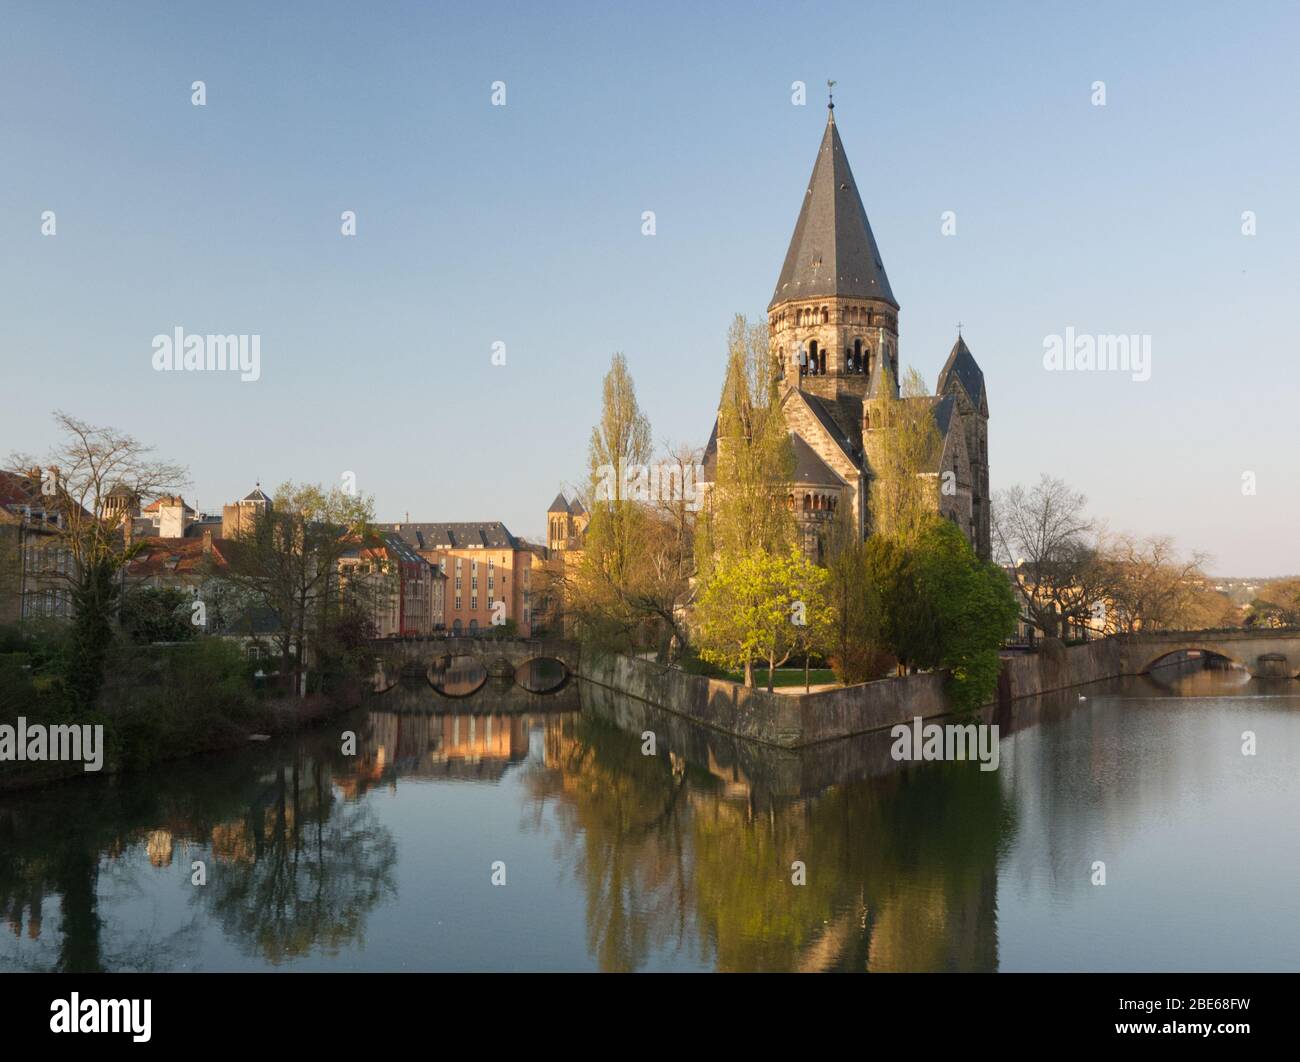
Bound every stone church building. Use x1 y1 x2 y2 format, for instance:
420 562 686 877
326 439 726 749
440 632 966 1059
703 104 991 562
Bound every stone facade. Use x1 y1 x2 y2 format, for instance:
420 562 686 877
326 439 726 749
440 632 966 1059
702 107 993 561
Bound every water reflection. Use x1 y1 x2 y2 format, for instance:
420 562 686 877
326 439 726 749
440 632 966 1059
2 667 1297 971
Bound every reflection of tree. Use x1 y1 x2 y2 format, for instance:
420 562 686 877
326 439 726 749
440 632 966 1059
527 712 1013 972
0 725 397 971
195 755 396 962
526 714 703 971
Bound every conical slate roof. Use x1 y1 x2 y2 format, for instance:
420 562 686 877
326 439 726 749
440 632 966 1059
770 110 897 310
937 335 986 406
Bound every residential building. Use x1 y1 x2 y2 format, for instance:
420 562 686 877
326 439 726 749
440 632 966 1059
378 521 534 635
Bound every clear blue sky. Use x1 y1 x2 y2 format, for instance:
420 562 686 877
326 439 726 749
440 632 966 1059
3 1 1297 573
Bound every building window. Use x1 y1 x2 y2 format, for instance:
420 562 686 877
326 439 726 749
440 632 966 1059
455 596 461 610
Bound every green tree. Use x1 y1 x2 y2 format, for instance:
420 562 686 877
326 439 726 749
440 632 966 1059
696 546 832 690
118 584 197 644
824 506 891 684
697 315 795 575
864 366 943 545
871 517 1018 710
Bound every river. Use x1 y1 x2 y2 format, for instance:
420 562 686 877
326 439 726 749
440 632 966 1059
2 665 1297 972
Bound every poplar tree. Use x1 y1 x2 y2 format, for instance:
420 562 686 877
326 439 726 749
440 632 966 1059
697 314 795 575
864 366 943 546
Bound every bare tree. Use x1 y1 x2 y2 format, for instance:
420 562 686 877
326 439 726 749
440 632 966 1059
10 412 188 705
217 482 374 694
1103 534 1212 632
992 475 1099 638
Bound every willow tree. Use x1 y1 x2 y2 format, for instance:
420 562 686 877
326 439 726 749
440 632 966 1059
864 366 943 546
697 314 796 576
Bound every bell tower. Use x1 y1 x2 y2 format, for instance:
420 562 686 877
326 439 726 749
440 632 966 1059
768 100 901 413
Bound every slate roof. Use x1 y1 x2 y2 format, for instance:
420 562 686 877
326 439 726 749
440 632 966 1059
547 492 570 514
701 420 719 480
378 521 520 551
790 434 845 487
770 111 897 310
800 392 861 463
937 335 986 407
242 486 271 503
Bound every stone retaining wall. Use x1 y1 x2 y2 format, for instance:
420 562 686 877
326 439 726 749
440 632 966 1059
577 637 1136 749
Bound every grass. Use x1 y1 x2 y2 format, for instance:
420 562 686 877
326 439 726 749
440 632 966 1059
720 667 838 688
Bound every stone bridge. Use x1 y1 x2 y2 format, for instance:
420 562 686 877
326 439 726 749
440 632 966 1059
368 636 581 683
1118 628 1300 679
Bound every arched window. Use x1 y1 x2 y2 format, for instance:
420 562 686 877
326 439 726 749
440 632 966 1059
469 618 478 631
453 619 462 633
808 341 819 375
819 350 827 374
821 307 829 324
803 494 811 511
854 338 862 372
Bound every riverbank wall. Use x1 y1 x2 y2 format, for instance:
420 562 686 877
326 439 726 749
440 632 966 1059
577 637 1133 749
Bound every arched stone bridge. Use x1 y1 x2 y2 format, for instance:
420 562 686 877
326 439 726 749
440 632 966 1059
368 635 581 683
1119 628 1300 679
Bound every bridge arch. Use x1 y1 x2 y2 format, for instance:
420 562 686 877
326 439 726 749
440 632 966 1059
514 656 569 694
1137 645 1245 675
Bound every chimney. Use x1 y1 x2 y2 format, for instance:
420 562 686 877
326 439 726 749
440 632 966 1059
202 528 214 554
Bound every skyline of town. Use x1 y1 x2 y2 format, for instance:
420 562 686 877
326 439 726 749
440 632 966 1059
4 1 1297 574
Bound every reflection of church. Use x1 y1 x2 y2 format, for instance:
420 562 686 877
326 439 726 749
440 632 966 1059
703 102 992 562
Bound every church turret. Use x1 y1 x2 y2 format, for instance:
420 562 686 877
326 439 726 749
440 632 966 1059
937 334 991 560
768 103 900 402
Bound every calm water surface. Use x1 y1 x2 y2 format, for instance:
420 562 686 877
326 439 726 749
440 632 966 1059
2 666 1297 971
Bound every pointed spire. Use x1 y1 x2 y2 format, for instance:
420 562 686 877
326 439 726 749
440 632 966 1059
769 108 897 310
937 333 986 406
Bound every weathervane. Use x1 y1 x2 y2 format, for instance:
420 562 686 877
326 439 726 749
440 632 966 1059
827 79 836 111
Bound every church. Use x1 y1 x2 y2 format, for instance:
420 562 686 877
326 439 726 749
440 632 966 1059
702 101 991 562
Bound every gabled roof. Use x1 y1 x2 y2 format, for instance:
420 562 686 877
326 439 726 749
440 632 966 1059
790 434 846 487
770 111 897 310
937 335 986 407
242 486 271 503
547 492 570 514
798 391 861 464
